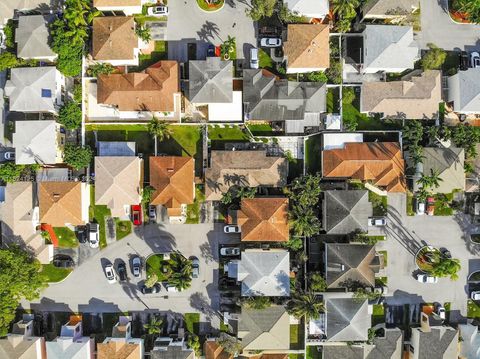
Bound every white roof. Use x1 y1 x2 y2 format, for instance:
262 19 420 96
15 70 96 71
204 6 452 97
46 337 93 359
207 91 243 122
13 120 57 164
322 132 364 150
325 114 341 130
0 0 52 25
4 67 59 113
16 15 56 59
285 0 329 18
447 68 480 113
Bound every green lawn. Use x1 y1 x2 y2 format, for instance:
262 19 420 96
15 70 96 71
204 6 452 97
407 191 415 216
186 185 206 224
306 346 321 359
259 48 273 68
289 355 304 359
246 123 274 136
40 264 72 283
290 324 304 350
305 134 322 175
343 102 403 131
53 227 78 248
115 220 132 240
89 186 111 249
468 300 480 318
184 313 200 334
146 254 174 281
369 191 388 216
372 304 385 326
327 87 340 113
208 125 250 141
134 41 169 71
378 250 388 266
375 277 388 286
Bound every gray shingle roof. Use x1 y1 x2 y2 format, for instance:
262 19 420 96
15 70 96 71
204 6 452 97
326 297 370 342
447 68 480 113
413 327 458 359
16 15 56 60
420 147 465 193
362 0 418 17
323 190 372 234
188 57 232 103
151 346 194 359
243 69 326 129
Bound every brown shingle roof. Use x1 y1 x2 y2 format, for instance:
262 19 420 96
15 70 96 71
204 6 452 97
39 182 84 226
149 156 194 213
284 24 330 70
94 0 141 6
97 341 141 359
322 142 406 192
97 61 179 111
92 16 137 60
204 341 233 359
237 198 289 242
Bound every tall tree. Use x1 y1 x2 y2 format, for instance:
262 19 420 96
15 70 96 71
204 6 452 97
246 0 277 20
331 0 361 18
63 144 93 170
417 169 443 189
286 291 325 321
431 258 461 280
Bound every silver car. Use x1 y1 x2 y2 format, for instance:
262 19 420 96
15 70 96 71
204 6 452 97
260 38 282 47
132 256 141 278
190 256 199 278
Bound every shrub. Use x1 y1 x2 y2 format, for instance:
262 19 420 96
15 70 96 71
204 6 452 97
58 102 82 130
342 87 356 104
63 144 92 170
421 43 447 70
326 61 342 84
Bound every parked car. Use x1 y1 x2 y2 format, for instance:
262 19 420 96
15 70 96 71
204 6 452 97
260 38 282 47
220 247 241 257
52 254 74 268
88 223 99 248
76 225 87 244
149 205 157 222
250 47 259 69
207 44 215 57
117 261 128 282
471 291 480 300
104 264 116 284
368 217 387 226
223 225 240 234
3 152 15 161
147 5 169 16
417 273 438 283
440 247 452 259
436 305 446 320
471 51 480 68
427 197 435 216
460 51 469 71
141 283 161 294
166 284 179 292
416 200 425 215
131 205 142 226
132 256 141 277
190 256 200 278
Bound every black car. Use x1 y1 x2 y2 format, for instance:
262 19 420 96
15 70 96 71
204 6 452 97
141 283 161 294
207 44 215 57
52 254 74 268
75 225 87 244
117 262 128 282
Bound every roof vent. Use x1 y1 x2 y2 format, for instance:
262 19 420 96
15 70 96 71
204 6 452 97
167 168 174 173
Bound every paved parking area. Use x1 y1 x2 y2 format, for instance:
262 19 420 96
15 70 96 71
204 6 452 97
25 223 230 325
378 193 478 322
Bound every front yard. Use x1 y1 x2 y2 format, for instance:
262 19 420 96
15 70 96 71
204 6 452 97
186 185 206 224
184 313 200 334
115 220 132 240
40 264 72 283
372 304 385 326
89 185 111 249
53 227 78 248
468 299 480 318
369 191 388 216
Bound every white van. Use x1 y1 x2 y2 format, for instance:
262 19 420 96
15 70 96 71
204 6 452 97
250 48 259 69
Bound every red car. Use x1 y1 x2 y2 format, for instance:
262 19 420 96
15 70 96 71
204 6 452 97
426 197 435 216
131 205 142 225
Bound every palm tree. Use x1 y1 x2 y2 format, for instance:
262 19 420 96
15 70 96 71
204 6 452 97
331 0 361 18
135 26 152 42
144 315 163 349
169 272 192 291
148 117 173 155
417 169 443 189
289 206 321 237
287 291 325 321
431 258 461 280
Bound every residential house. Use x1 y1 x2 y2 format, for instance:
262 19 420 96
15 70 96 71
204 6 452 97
231 305 290 352
38 181 89 227
413 147 465 193
229 197 289 242
95 156 143 218
46 316 94 359
361 0 419 21
204 340 232 359
447 68 480 114
284 24 329 73
16 15 56 61
0 182 52 264
188 57 233 104
205 150 288 201
0 314 46 359
361 70 442 119
13 120 65 165
96 61 180 117
150 337 194 359
0 0 57 27
4 67 65 113
149 156 195 223
324 243 382 290
362 25 418 73
243 69 326 134
407 312 459 359
323 190 373 235
459 323 480 359
308 296 370 342
97 316 144 359
93 0 154 16
226 249 290 296
97 141 136 157
322 142 406 192
92 16 142 66
283 0 329 20
322 328 403 358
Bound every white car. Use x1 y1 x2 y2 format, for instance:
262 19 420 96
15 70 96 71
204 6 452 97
4 152 14 161
147 5 169 16
368 217 387 226
250 47 259 69
260 38 282 47
132 256 141 278
416 201 425 215
104 264 116 284
436 306 446 320
88 223 99 248
417 273 438 283
220 247 241 256
471 291 480 300
471 51 480 68
223 225 240 234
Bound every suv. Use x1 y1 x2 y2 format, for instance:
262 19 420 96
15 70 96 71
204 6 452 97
190 256 200 278
88 223 99 248
117 261 128 282
223 225 240 234
52 254 74 268
104 264 116 284
250 48 259 69
76 225 87 244
368 217 387 226
141 283 161 294
417 273 438 283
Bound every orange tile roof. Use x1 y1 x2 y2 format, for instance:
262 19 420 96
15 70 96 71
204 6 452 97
322 142 406 192
92 17 137 60
97 61 179 112
237 198 289 242
204 341 233 359
97 341 141 359
284 24 330 70
149 156 194 210
38 182 84 227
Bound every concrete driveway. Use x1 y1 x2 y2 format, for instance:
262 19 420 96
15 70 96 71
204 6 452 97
166 0 256 59
25 223 225 325
418 0 480 50
378 193 479 322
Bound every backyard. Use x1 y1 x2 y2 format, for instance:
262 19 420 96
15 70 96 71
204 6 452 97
290 324 304 350
208 125 250 141
304 134 322 175
136 41 168 71
372 304 385 326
